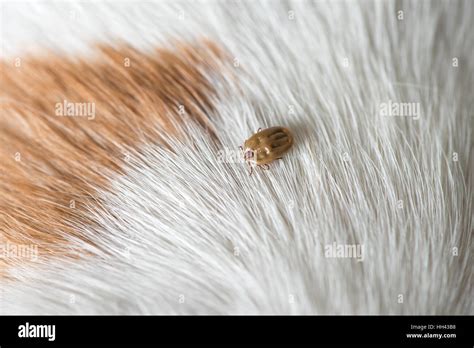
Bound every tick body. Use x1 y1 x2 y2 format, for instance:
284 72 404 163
240 126 294 175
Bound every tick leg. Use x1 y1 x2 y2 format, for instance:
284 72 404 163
257 128 262 132
239 145 243 151
248 164 253 176
259 164 270 170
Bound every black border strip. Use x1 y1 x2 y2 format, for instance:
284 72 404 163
0 315 472 345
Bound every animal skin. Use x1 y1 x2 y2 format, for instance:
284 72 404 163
0 0 472 314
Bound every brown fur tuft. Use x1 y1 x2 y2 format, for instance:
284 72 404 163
0 40 226 271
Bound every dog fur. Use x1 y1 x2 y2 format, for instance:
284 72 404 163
0 0 472 314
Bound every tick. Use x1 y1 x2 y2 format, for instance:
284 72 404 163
239 126 294 175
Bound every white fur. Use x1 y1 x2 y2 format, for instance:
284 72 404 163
1 0 472 314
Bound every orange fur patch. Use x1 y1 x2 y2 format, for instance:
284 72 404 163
0 40 226 271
